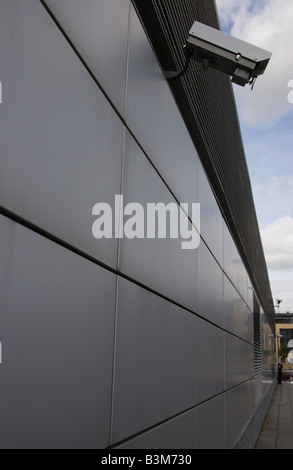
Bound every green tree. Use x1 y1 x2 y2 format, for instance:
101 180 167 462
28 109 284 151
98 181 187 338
279 343 290 361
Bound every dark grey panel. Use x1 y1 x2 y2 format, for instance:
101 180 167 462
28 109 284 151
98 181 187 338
245 305 254 345
0 0 17 132
115 409 197 449
126 4 199 206
196 395 225 449
238 262 249 306
0 215 116 449
0 0 124 268
112 277 198 444
225 380 254 448
117 393 226 450
225 333 254 390
247 280 254 312
197 162 224 267
119 130 198 311
224 225 253 315
196 241 224 327
196 319 225 402
223 225 243 292
43 0 130 116
224 276 252 341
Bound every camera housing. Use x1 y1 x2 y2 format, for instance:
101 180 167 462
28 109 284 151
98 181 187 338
186 21 272 86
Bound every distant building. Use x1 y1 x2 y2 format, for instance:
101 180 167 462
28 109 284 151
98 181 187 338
276 313 293 367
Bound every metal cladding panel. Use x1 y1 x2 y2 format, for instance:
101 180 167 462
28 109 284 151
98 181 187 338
224 275 253 342
43 0 130 117
112 277 198 444
225 380 255 448
196 318 225 402
126 4 199 207
196 395 225 449
116 394 226 449
0 215 116 449
223 223 242 289
115 409 197 449
196 241 224 328
0 0 124 269
225 333 254 390
112 276 227 445
198 161 224 267
131 0 274 330
119 130 198 311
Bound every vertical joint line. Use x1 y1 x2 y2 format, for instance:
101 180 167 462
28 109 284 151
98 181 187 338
109 275 119 446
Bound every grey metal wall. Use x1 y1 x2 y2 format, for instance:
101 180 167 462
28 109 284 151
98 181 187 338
0 0 274 449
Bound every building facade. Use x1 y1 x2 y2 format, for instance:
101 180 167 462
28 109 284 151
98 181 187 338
0 0 275 448
276 313 293 369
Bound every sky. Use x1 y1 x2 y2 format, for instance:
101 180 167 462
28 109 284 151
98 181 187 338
215 0 293 313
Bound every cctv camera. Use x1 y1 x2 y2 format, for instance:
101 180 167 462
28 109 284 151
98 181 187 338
186 21 272 87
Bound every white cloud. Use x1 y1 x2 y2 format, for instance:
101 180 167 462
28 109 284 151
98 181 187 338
252 176 293 229
260 216 293 312
261 216 293 270
216 0 293 126
267 275 293 313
